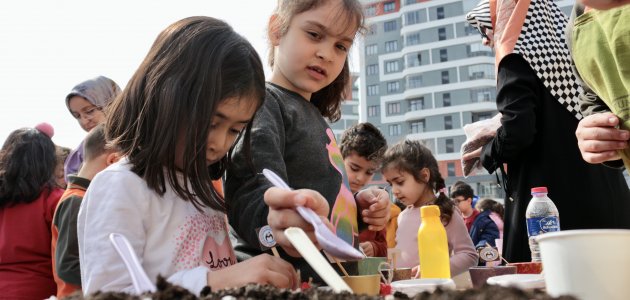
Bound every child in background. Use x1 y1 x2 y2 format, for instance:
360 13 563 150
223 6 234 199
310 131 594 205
381 140 477 277
451 183 499 250
225 0 390 281
339 122 388 257
78 16 298 295
64 75 121 181
55 145 71 188
477 198 505 239
0 123 64 300
52 124 121 298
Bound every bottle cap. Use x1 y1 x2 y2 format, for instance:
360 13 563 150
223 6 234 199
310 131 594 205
531 187 548 194
421 205 440 218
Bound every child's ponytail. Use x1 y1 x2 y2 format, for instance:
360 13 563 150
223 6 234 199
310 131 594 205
432 171 454 225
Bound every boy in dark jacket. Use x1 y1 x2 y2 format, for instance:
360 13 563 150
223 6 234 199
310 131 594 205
451 183 499 249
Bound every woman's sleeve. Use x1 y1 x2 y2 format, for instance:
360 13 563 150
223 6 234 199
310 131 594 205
446 212 479 276
481 54 541 172
225 95 287 249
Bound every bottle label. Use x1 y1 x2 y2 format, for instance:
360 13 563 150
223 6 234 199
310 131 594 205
526 216 560 236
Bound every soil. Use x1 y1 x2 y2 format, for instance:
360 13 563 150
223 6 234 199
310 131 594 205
63 276 578 300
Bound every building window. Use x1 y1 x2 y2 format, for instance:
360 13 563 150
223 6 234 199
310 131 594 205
365 6 377 17
368 105 380 117
384 1 396 12
406 0 417 4
385 61 400 73
439 49 448 62
389 124 402 136
405 11 421 25
406 32 421 46
384 20 397 32
406 52 423 67
441 71 450 84
387 81 400 93
468 43 493 57
367 64 378 75
368 24 378 35
445 138 454 153
410 120 425 133
468 64 495 80
443 92 451 107
444 115 453 130
472 111 494 122
438 27 447 41
367 85 379 96
387 102 401 115
408 75 423 89
447 162 456 177
409 97 424 111
385 40 398 53
437 7 445 20
366 44 378 55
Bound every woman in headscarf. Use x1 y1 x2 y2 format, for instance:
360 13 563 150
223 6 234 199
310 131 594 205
465 0 630 263
64 76 121 181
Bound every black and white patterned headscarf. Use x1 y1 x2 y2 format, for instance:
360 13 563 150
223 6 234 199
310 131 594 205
467 0 583 120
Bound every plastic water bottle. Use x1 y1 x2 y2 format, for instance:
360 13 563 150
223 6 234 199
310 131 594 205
418 205 451 278
525 187 560 262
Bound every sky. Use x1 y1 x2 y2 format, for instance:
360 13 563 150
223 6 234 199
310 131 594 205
0 0 361 149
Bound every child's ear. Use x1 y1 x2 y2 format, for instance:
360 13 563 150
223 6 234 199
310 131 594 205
419 167 430 183
106 152 122 166
268 14 281 46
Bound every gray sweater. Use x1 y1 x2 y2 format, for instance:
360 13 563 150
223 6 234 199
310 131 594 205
225 83 358 280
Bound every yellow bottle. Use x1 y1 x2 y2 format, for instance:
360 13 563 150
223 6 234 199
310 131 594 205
418 205 451 278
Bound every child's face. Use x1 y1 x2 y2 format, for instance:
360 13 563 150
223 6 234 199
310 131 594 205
382 167 429 207
68 96 106 132
204 96 258 166
343 152 377 194
269 0 356 100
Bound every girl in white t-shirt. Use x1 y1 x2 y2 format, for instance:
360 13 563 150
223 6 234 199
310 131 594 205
78 16 297 296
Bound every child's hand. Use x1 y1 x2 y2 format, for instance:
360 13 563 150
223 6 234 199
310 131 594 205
356 188 391 231
207 253 299 290
264 187 330 257
359 242 375 257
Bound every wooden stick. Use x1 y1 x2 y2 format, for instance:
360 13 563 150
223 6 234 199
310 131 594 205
331 256 350 277
271 246 280 258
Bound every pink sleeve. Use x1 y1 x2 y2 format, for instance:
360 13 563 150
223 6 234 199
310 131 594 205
445 212 479 276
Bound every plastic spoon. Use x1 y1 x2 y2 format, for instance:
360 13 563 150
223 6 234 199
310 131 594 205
262 169 364 260
284 227 353 293
109 233 157 293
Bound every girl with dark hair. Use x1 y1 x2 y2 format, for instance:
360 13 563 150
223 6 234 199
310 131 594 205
225 0 390 281
78 16 297 295
381 140 477 277
0 123 64 300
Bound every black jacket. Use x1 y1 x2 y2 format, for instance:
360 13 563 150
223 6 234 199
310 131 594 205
481 54 630 263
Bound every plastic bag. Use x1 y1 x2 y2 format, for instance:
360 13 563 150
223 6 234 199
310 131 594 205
461 113 502 177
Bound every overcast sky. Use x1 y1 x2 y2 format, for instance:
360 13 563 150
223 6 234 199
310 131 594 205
0 0 362 149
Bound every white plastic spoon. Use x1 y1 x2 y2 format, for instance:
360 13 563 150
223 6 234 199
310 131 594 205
109 233 157 294
262 169 364 260
284 227 353 293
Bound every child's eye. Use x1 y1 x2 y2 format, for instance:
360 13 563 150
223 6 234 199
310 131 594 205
307 31 321 39
336 44 348 52
229 128 241 135
351 167 359 172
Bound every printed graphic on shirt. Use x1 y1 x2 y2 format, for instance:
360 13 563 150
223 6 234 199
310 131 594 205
172 211 236 270
325 128 358 246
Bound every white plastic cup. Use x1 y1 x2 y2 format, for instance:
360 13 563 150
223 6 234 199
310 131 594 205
536 229 630 300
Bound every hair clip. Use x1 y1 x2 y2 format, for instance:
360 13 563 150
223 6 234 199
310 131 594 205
34 122 54 138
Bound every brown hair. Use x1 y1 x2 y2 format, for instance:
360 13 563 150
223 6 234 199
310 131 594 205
381 140 454 224
339 122 387 163
268 0 365 122
106 16 265 212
